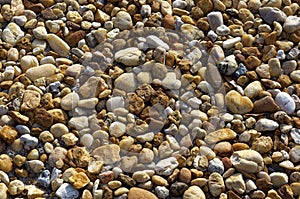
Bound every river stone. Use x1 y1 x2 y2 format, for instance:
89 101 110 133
114 73 137 92
244 81 263 99
115 48 142 66
146 35 169 50
259 7 287 25
208 172 225 197
207 11 223 31
230 150 264 173
92 144 120 165
275 92 295 114
225 90 254 114
128 187 158 199
155 157 179 176
225 173 246 194
61 92 79 111
113 11 133 30
25 64 57 81
283 16 300 33
20 55 39 72
55 183 79 199
46 34 70 57
1 22 24 45
204 128 236 145
255 118 279 131
183 186 206 199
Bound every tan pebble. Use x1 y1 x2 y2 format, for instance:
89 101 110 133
0 183 8 199
0 125 18 144
190 178 207 187
179 168 192 184
46 34 70 57
25 64 57 81
128 187 158 199
8 180 24 195
108 180 122 189
25 185 44 199
225 90 254 114
0 154 12 173
152 175 168 186
204 128 236 145
82 189 93 199
69 172 90 189
183 185 206 199
232 143 250 151
27 149 39 160
114 187 129 196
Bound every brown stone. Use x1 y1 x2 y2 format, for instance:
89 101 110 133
0 125 18 144
41 8 58 20
69 172 90 189
20 90 41 112
67 146 90 168
34 108 53 128
128 93 145 115
162 14 175 30
0 154 13 173
245 55 261 70
65 30 86 48
253 96 280 113
197 0 213 14
278 184 293 199
99 171 114 184
256 178 273 193
179 168 192 184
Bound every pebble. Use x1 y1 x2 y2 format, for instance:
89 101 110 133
283 16 300 33
230 150 264 173
92 144 120 165
223 37 241 49
255 118 279 131
259 7 287 25
1 22 24 45
155 186 169 199
270 172 289 187
225 173 246 194
113 11 133 30
208 172 225 197
275 92 296 114
0 154 13 173
25 64 57 81
217 55 238 75
33 26 48 40
114 73 137 92
183 186 206 199
244 81 263 98
207 11 223 31
225 90 254 114
128 187 158 199
55 183 79 199
115 48 142 67
216 25 230 36
20 134 38 150
8 180 24 195
204 128 236 145
46 34 70 57
155 157 179 176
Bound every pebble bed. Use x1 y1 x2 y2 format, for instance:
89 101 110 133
0 0 300 198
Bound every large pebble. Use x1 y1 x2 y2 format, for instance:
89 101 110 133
225 173 246 194
55 183 79 199
113 11 133 30
275 92 295 114
115 48 142 66
225 90 254 114
155 157 179 176
283 16 300 33
61 92 79 111
207 11 223 31
244 81 263 98
92 144 120 164
230 150 264 173
217 55 238 75
20 90 41 111
20 134 38 150
204 128 236 145
46 34 70 57
25 64 56 81
259 7 286 25
183 186 206 199
1 22 24 45
146 35 169 50
128 187 158 199
255 118 279 131
114 73 137 92
270 172 288 187
33 26 48 40
208 172 225 197
20 55 39 72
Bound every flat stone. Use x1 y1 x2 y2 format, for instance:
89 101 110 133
79 76 107 99
68 116 89 131
183 186 206 199
275 92 295 114
255 118 279 131
225 90 254 114
128 187 158 199
115 48 142 66
92 144 120 165
109 122 126 137
259 7 286 25
230 150 264 173
61 92 79 111
253 96 280 113
146 35 169 50
25 64 56 81
204 128 236 145
46 34 70 57
32 26 48 40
